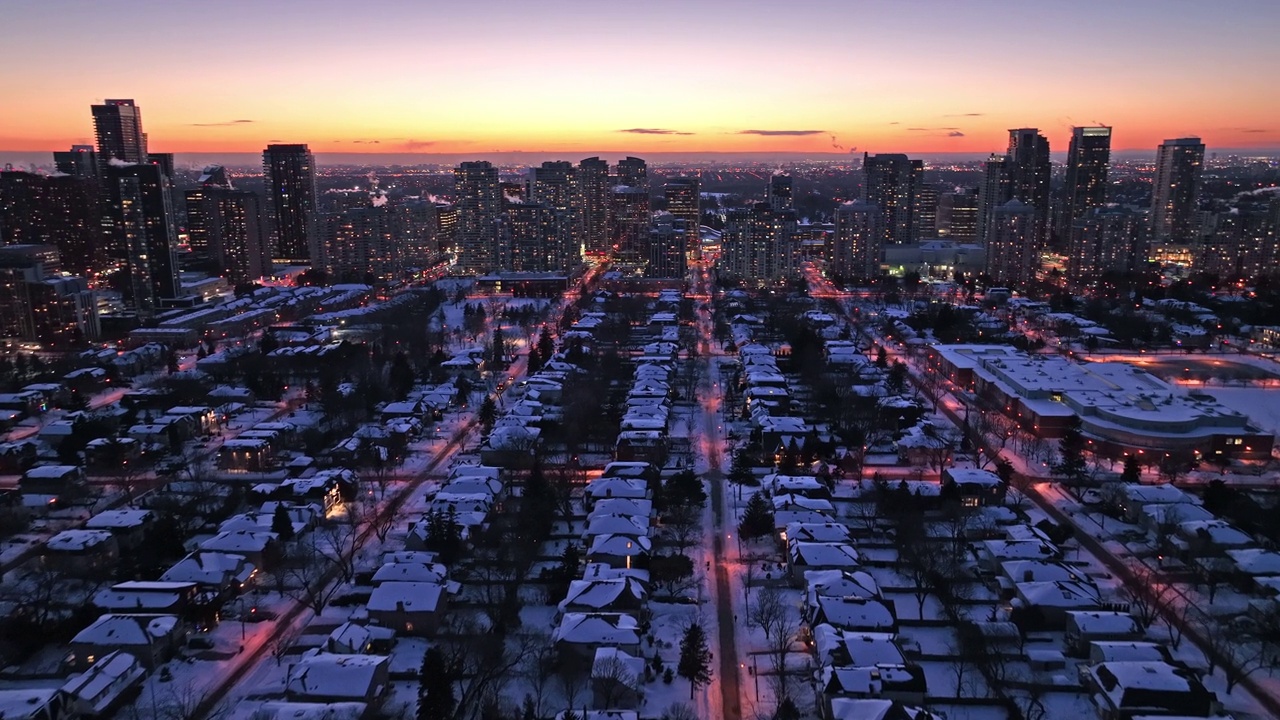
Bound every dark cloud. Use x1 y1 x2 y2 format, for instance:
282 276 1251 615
947 131 965 137
352 140 381 144
618 128 694 136
188 119 254 127
737 129 825 136
1242 129 1269 133
944 112 985 117
888 122 900 125
399 139 437 150
908 126 961 132
907 128 930 132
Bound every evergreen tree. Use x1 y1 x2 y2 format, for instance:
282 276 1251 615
874 346 888 369
887 361 908 394
478 396 497 430
491 326 506 365
1053 417 1089 486
737 492 775 541
677 623 713 698
389 352 416 400
664 471 707 509
271 504 295 541
1121 454 1142 484
418 647 455 720
537 326 555 362
728 448 756 487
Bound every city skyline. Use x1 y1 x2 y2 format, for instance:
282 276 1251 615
2 0 1278 158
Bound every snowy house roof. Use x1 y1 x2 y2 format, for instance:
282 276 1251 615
1015 580 1102 609
1226 548 1280 577
1120 483 1198 506
812 596 896 631
366 581 444 613
1176 520 1253 549
811 625 904 669
590 498 653 520
828 698 938 720
0 688 62 720
981 539 1059 561
584 514 649 539
819 664 926 697
774 494 834 513
286 653 388 700
585 478 649 501
160 551 254 587
1067 611 1139 635
558 578 648 613
370 562 449 586
1087 661 1212 714
47 529 115 552
251 701 368 720
552 613 640 646
200 529 277 554
804 569 881 601
591 645 644 682
588 533 651 557
789 541 861 569
784 523 850 544
72 614 179 647
999 560 1089 585
60 650 145 715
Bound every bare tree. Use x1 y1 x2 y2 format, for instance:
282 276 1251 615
352 490 401 544
278 525 358 614
437 615 531 720
591 655 639 709
746 587 800 699
662 503 703 557
1117 564 1160 631
518 631 558 720
1197 615 1270 694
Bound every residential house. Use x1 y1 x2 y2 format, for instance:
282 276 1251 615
1012 580 1105 630
60 650 146 718
45 529 119 578
84 509 156 550
941 468 1006 507
810 596 897 633
587 534 651 570
68 614 184 671
92 581 198 617
198 530 279 569
1083 661 1217 720
0 689 70 720
1064 611 1142 657
285 652 390 705
366 582 447 636
788 542 861 585
590 646 645 710
160 551 256 597
553 613 641 662
818 664 928 710
558 578 648 615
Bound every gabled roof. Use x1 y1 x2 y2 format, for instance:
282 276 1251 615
286 652 388 700
72 614 179 647
553 613 640 646
558 578 647 612
366 582 444 613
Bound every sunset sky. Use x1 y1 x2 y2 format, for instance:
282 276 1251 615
2 0 1277 157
